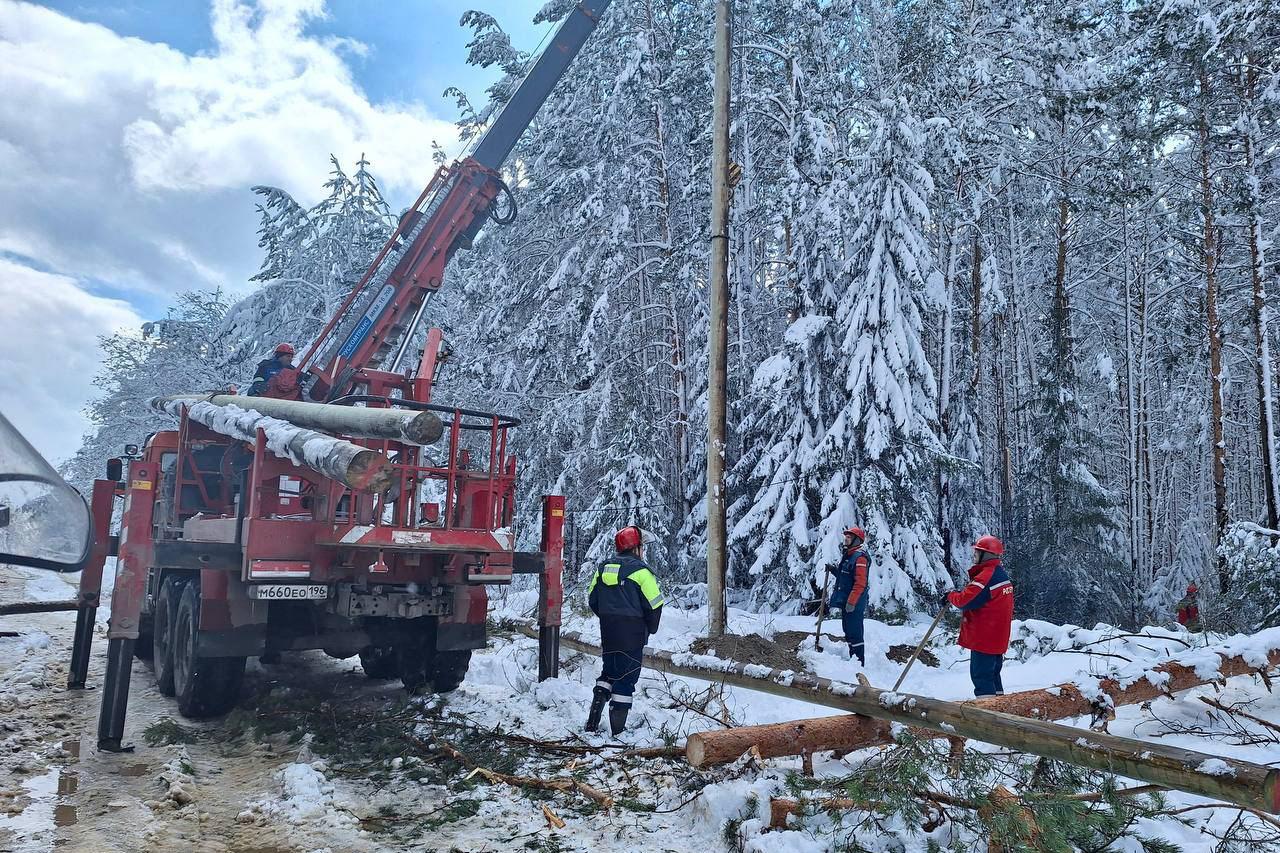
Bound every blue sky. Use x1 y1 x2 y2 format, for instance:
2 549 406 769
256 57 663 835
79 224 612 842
0 1 553 462
40 1 551 113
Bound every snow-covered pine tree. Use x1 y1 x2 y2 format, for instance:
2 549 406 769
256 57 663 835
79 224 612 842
220 155 396 378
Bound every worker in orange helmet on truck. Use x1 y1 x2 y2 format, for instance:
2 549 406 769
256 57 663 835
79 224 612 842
585 526 665 735
827 526 870 665
943 535 1014 697
249 343 305 400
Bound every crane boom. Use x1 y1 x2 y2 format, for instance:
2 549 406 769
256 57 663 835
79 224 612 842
301 0 613 401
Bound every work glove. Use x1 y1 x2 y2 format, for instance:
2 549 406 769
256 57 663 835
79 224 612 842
941 593 953 608
828 606 843 618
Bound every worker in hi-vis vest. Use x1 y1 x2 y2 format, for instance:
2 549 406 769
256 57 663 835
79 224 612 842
585 526 664 734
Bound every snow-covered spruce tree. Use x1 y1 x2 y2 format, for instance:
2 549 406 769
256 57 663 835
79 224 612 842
818 95 947 616
577 404 672 572
727 0 853 608
220 155 396 376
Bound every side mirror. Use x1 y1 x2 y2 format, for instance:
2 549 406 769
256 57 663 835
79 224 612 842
106 458 124 482
123 444 140 457
0 413 91 572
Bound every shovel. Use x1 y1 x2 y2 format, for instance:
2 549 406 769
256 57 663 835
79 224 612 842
892 606 946 692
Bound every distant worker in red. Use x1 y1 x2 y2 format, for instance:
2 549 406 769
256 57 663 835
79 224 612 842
943 535 1014 697
1176 583 1201 632
585 525 664 735
827 526 870 665
249 343 304 401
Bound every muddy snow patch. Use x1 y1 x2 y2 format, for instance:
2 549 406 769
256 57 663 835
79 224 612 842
240 761 358 831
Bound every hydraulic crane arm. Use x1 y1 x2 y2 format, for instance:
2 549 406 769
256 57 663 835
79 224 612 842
301 0 613 401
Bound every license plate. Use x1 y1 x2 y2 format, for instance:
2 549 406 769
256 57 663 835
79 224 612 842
248 584 330 601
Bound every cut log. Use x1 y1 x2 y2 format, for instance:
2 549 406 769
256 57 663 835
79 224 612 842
685 713 890 768
688 639 1280 768
156 394 444 445
974 645 1280 721
0 600 80 616
154 399 393 492
523 626 1280 813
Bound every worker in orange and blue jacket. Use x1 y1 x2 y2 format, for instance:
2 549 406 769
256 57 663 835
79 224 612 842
827 526 870 665
943 535 1014 697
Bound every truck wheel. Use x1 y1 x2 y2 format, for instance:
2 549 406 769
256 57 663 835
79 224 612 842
429 650 472 694
152 576 184 696
397 642 431 694
172 582 245 718
398 646 472 695
358 647 398 679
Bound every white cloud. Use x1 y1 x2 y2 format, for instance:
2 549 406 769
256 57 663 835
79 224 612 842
0 0 459 295
0 259 142 465
0 0 462 464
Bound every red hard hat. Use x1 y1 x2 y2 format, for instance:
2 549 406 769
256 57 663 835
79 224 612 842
974 535 1004 556
1187 583 1198 594
615 526 643 552
275 343 296 356
843 526 866 541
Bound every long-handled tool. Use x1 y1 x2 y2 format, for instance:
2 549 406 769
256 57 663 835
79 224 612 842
813 568 833 652
892 606 946 692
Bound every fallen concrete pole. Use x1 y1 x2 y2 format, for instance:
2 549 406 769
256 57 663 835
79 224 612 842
153 399 393 492
686 638 1280 767
155 394 443 445
521 626 1280 813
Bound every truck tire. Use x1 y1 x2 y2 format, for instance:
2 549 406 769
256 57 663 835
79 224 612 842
172 582 245 718
398 645 472 695
358 646 398 679
152 575 184 696
429 650 472 694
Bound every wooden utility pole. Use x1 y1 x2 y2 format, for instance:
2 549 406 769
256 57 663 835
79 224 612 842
705 0 731 639
1199 67 1230 587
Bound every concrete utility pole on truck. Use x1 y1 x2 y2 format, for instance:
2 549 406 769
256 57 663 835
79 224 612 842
40 1 615 751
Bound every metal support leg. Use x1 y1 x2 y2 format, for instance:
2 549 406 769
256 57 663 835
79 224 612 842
538 625 560 682
71 478 116 689
67 605 97 690
537 495 565 683
97 638 135 752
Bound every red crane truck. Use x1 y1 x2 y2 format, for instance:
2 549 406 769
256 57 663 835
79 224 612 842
55 0 614 751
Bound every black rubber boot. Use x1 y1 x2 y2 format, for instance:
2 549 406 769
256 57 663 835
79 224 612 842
585 686 610 732
609 704 630 735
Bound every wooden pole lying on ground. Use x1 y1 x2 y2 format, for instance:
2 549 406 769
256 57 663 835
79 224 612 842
0 600 80 616
686 641 1280 768
518 626 1280 813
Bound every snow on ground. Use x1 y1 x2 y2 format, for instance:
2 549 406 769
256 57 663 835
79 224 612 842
2 567 1280 851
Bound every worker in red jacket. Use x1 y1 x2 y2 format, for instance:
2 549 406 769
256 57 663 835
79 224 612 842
1176 583 1201 631
827 526 870 665
943 535 1014 697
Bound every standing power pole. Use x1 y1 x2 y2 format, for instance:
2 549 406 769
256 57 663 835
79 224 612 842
706 0 732 639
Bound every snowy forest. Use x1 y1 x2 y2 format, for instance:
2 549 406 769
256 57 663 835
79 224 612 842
63 0 1280 633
